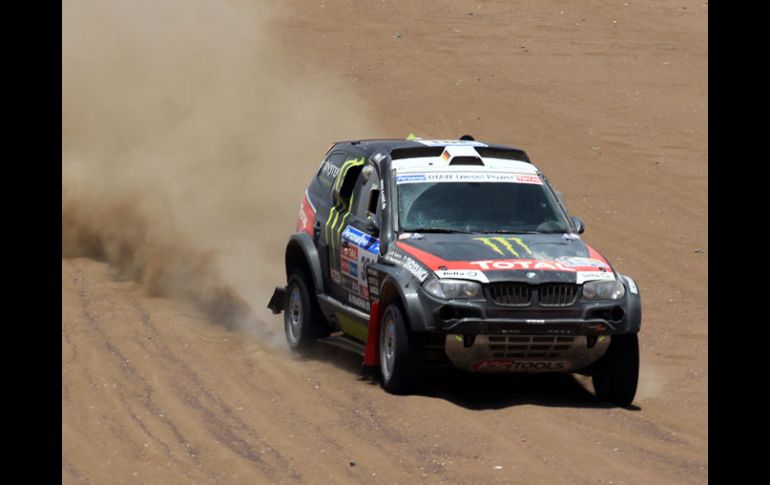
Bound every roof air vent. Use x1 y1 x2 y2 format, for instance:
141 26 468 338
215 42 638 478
449 156 484 166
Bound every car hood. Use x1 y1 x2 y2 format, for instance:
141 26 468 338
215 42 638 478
391 232 616 284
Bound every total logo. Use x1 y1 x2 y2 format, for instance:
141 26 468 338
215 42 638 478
469 259 577 272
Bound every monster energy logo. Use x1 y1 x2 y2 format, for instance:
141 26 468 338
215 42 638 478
473 237 532 257
324 158 365 267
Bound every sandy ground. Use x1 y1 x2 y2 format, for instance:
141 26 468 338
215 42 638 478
62 0 707 483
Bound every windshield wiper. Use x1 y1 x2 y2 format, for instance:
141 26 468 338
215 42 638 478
481 229 543 234
402 227 476 234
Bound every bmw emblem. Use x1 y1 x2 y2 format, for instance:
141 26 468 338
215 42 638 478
526 272 537 279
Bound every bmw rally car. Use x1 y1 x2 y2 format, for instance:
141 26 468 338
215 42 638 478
268 137 641 406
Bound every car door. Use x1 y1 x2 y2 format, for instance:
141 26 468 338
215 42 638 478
313 150 348 289
324 153 367 305
334 162 382 315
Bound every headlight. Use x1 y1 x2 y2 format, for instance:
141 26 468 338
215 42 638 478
423 277 483 300
582 279 626 300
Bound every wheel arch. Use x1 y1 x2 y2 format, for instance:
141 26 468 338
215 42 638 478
377 272 430 333
285 232 325 296
617 273 642 334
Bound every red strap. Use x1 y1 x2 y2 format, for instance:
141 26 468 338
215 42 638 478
363 301 383 366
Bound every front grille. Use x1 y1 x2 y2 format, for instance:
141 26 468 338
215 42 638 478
538 284 578 307
488 335 575 359
486 283 578 307
487 283 532 306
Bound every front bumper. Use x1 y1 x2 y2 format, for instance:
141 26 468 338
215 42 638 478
444 333 611 372
434 317 617 336
414 287 634 372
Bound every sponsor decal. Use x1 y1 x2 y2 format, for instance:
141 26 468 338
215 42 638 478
341 259 358 278
340 225 379 298
473 237 532 257
472 360 515 372
434 269 489 283
416 139 488 147
512 361 566 370
513 174 542 184
394 172 542 185
341 244 358 260
557 257 610 269
321 160 340 180
367 267 380 297
576 271 616 284
471 360 567 371
470 259 577 272
340 277 356 292
395 242 613 278
296 192 316 236
526 319 545 324
396 174 427 184
383 250 430 283
341 226 380 253
348 293 371 311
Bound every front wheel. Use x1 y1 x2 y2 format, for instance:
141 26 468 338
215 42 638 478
284 272 326 352
379 303 426 394
592 333 640 407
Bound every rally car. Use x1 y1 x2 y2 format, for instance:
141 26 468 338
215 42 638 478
268 136 641 406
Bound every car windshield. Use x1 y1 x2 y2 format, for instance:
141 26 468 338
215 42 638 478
396 173 571 233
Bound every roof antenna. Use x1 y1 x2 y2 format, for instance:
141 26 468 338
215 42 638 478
459 134 475 141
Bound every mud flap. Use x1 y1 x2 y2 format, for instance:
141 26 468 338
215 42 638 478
267 287 286 314
363 300 384 366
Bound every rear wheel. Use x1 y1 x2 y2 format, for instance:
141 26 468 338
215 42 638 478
284 271 327 352
379 303 426 394
592 334 639 407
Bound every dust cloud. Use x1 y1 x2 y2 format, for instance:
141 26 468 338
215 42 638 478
62 0 376 338
636 361 666 401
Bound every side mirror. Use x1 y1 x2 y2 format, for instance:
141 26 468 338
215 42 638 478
364 216 380 236
570 216 585 234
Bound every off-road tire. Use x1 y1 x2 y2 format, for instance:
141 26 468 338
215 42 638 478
284 271 327 352
592 333 639 407
379 303 426 394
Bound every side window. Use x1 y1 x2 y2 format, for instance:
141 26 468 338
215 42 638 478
336 161 364 208
316 151 347 192
354 166 380 220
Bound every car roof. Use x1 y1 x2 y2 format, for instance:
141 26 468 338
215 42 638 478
331 138 531 163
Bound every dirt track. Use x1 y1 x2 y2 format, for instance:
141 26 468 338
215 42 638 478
62 0 707 483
